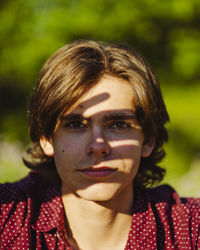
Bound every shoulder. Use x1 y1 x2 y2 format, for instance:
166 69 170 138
0 173 62 248
0 173 44 225
146 185 200 243
0 173 37 240
0 173 33 198
145 184 200 207
0 172 55 227
0 172 61 207
141 185 200 248
0 172 44 203
144 184 200 213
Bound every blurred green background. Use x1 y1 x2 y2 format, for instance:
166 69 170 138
0 0 200 197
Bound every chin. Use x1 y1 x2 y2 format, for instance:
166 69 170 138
76 182 122 202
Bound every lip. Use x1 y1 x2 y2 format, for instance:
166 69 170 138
78 167 117 178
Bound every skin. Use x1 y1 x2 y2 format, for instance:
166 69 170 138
41 75 155 249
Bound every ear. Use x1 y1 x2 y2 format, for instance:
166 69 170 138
141 137 155 158
40 136 54 157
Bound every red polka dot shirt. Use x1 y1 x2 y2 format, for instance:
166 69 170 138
0 173 199 249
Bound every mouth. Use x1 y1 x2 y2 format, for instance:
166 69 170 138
78 167 117 178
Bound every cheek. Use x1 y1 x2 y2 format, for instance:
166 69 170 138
53 136 82 154
110 139 143 160
53 136 85 168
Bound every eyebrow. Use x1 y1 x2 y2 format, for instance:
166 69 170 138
60 114 87 122
102 113 137 122
60 112 137 122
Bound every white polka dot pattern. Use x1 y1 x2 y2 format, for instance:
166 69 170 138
0 173 199 249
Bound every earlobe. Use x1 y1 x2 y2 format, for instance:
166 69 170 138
141 137 155 158
40 137 54 157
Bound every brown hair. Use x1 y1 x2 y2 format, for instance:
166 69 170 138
24 40 169 188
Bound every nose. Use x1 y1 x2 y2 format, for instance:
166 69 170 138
86 131 110 158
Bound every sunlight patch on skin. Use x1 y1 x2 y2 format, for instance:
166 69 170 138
108 139 143 147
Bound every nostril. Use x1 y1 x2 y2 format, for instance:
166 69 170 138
86 142 111 157
102 151 108 156
86 133 111 157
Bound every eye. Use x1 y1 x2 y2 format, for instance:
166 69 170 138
110 122 130 130
65 121 87 129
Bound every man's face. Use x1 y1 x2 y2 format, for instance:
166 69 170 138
41 75 154 201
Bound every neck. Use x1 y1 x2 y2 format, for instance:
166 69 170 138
61 184 134 250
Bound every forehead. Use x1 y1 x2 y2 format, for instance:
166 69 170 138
64 75 135 118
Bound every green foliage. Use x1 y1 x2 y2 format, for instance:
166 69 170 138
161 85 200 196
0 138 29 183
0 0 200 195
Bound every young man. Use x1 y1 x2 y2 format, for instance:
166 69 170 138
0 40 199 249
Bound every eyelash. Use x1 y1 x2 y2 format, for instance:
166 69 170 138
109 121 131 130
64 121 131 131
65 121 87 129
